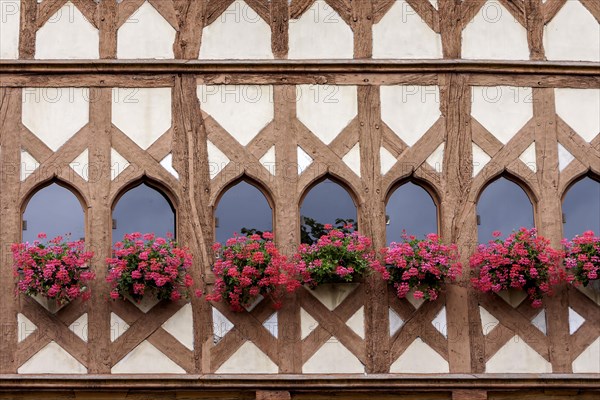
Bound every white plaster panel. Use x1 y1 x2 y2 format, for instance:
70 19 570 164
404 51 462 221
200 0 273 59
207 140 230 179
472 143 491 177
69 313 88 342
0 0 20 59
198 85 274 146
18 341 87 374
110 312 129 342
296 85 357 145
462 1 529 60
22 87 90 151
300 307 318 340
20 150 39 182
479 306 499 335
212 307 234 343
346 306 365 339
406 288 425 310
17 313 37 343
544 1 600 62
372 0 442 59
263 313 278 339
426 142 444 173
471 86 533 144
380 146 397 175
557 143 574 172
162 303 194 350
486 336 552 373
303 340 365 373
390 338 449 373
555 88 600 142
111 87 172 150
117 1 175 59
160 153 179 179
260 146 276 175
216 341 278 373
111 340 185 374
288 0 353 59
127 292 160 313
297 146 313 175
35 2 99 59
110 148 130 181
306 283 359 311
389 308 404 336
531 310 547 336
577 285 600 307
69 149 89 181
572 338 600 373
568 307 585 335
431 306 447 338
519 142 536 172
497 288 528 308
381 85 441 146
342 143 361 177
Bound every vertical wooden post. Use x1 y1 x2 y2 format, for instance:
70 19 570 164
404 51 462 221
440 74 479 373
98 0 118 59
172 75 215 373
0 88 22 373
18 0 37 59
270 0 289 59
173 0 207 59
86 88 113 373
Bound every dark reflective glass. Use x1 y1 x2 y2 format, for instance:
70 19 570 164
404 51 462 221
300 179 357 244
22 183 85 242
563 177 600 238
386 182 437 244
477 177 534 243
215 181 272 243
112 183 175 243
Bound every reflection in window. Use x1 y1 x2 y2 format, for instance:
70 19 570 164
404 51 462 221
215 181 272 243
112 183 175 243
563 177 600 238
477 177 534 243
300 179 357 244
23 183 85 243
386 182 437 244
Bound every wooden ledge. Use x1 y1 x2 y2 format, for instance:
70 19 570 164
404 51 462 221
1 59 599 75
1 374 599 391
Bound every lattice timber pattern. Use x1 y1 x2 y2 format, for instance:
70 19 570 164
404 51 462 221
0 0 598 389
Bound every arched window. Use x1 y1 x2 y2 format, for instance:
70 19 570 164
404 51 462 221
112 182 175 243
300 178 357 244
563 176 600 238
477 177 534 243
386 181 437 244
215 180 272 244
22 183 85 243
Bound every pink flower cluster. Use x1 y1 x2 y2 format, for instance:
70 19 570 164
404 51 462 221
563 231 599 287
107 233 194 303
12 233 95 304
207 232 301 312
470 228 563 308
294 225 380 287
382 233 462 302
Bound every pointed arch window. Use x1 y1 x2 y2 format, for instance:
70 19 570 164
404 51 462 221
112 182 175 243
215 180 273 243
386 181 438 244
477 177 534 243
300 178 357 244
563 176 600 238
22 182 85 242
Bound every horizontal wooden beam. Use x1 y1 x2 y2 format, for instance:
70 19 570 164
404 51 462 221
1 374 599 391
1 59 599 76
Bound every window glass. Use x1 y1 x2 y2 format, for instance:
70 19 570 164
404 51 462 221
112 183 175 243
23 183 85 242
386 182 437 244
300 179 357 244
477 177 534 242
563 177 600 238
215 181 272 243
